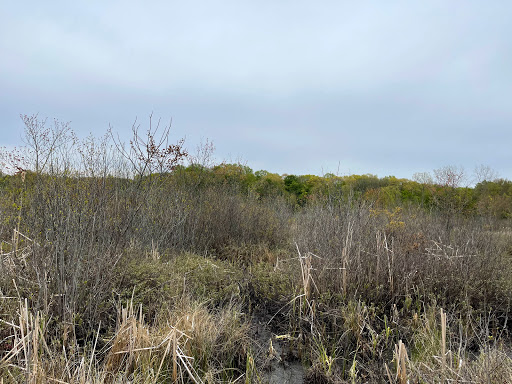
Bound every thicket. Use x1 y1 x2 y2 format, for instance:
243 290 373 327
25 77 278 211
0 115 511 383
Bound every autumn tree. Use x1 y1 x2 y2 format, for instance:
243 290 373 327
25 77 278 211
432 165 474 231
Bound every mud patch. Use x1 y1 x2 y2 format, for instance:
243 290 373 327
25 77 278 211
267 359 304 384
253 317 304 384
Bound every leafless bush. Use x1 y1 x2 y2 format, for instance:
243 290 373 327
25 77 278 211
293 196 512 312
0 115 189 334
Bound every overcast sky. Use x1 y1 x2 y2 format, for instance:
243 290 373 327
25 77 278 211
1 1 511 180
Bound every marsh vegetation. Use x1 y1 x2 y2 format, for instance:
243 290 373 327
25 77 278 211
1 115 512 383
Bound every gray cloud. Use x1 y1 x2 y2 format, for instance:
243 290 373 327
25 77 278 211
1 1 511 179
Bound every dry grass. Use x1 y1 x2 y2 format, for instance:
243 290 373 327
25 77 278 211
0 295 251 384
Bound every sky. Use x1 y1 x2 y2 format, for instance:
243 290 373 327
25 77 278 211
1 1 511 180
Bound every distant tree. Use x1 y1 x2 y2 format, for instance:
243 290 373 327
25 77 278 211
212 163 256 192
188 138 215 167
474 179 512 219
433 165 467 188
413 172 433 185
413 172 434 208
473 164 499 184
432 166 473 230
284 175 309 205
253 171 285 199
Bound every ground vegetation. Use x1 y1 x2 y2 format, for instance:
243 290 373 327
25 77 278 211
1 115 512 383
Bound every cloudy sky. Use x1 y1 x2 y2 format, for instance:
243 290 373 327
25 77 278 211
1 1 511 179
